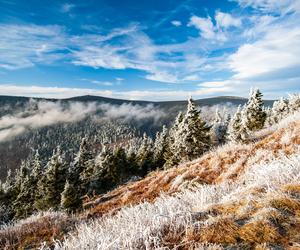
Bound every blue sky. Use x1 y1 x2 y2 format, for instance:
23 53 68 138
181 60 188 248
0 0 299 100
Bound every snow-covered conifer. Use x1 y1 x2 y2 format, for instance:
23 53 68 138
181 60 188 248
269 97 289 125
242 88 266 131
61 180 82 212
163 112 184 168
289 93 300 112
175 97 211 162
228 105 243 142
13 152 43 217
153 125 168 169
31 150 42 180
91 144 115 193
137 133 154 175
71 137 95 195
210 109 228 145
35 147 67 210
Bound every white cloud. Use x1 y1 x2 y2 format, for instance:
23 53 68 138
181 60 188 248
91 81 114 86
99 103 166 122
0 22 230 84
228 27 300 79
0 24 66 70
188 16 215 39
235 0 300 14
215 11 242 29
200 81 229 88
145 71 180 83
182 74 202 81
61 3 75 13
171 20 182 27
72 46 129 69
242 15 275 38
188 15 227 41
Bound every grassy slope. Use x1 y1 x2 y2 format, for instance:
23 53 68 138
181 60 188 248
0 113 299 249
83 115 300 218
59 114 300 249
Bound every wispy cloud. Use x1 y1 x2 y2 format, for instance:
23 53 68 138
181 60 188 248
99 103 166 123
171 20 182 27
215 11 242 29
61 3 75 13
0 24 66 70
188 15 225 41
234 0 300 14
80 77 124 86
188 12 241 41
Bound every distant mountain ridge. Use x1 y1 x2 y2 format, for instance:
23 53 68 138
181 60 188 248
0 94 275 107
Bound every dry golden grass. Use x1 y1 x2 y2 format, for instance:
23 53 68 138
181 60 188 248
189 218 240 245
175 180 300 248
0 212 76 250
3 118 300 249
84 120 300 218
156 184 300 249
283 184 300 196
269 196 300 215
239 220 281 244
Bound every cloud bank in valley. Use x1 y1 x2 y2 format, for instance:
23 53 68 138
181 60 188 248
0 100 167 142
0 101 97 142
98 103 166 123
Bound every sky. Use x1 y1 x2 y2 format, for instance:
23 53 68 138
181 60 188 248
0 0 299 101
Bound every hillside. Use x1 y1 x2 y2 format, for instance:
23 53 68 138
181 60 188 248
83 113 300 218
1 112 299 249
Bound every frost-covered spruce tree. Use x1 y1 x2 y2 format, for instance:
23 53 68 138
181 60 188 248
126 140 139 175
0 170 17 220
164 112 184 168
268 97 289 125
228 105 244 142
175 97 211 162
2 169 14 196
289 93 300 112
61 180 82 212
137 133 154 175
91 144 115 193
31 150 42 180
264 106 273 127
13 152 43 217
153 125 168 169
11 161 30 202
242 88 266 131
35 147 67 210
113 146 130 183
0 185 13 224
210 109 228 145
0 181 14 223
13 173 35 217
72 137 95 195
